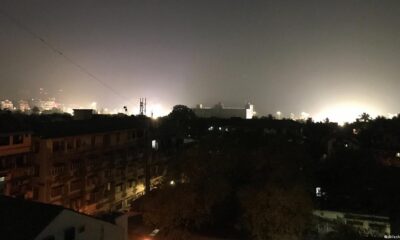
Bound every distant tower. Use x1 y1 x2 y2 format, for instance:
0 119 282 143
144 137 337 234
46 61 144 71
139 98 147 115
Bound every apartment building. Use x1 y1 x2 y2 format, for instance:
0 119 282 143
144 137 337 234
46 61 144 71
0 131 33 198
30 118 158 215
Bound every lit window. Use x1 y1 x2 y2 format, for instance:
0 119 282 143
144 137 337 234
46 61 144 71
0 177 4 182
316 187 322 197
151 140 158 150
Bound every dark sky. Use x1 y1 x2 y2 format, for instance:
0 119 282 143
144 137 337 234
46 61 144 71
1 0 400 119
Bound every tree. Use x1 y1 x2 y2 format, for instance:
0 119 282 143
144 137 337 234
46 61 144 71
357 112 371 122
239 183 312 240
31 106 40 114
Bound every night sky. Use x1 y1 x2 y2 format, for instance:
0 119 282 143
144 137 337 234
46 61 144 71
1 0 400 121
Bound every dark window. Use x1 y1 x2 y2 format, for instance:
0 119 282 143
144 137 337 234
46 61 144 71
12 135 23 144
137 130 144 138
64 227 75 240
33 187 39 200
33 142 40 153
52 141 65 152
91 136 96 147
103 134 111 146
76 139 81 149
0 136 10 146
116 133 120 143
66 140 74 151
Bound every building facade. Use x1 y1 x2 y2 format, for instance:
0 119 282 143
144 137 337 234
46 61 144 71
31 126 152 215
0 131 33 198
192 102 255 119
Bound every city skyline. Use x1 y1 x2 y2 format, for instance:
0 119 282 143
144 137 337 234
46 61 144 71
2 0 400 123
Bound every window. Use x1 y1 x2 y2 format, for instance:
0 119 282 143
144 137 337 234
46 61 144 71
70 180 82 192
116 184 122 193
127 179 136 188
15 155 25 167
33 142 40 153
152 140 158 150
0 136 10 146
33 187 39 200
50 185 63 198
52 141 65 153
137 130 144 138
76 139 81 149
12 135 23 144
50 165 65 176
66 140 74 151
116 133 120 143
91 136 96 147
103 134 111 146
64 227 75 240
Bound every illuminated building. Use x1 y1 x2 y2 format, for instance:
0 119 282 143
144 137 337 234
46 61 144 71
314 209 390 237
0 99 14 110
18 100 31 112
0 131 33 199
32 98 59 111
0 195 127 240
30 118 162 215
192 102 255 119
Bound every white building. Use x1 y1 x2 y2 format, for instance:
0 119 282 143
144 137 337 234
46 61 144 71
192 102 255 119
0 196 127 240
313 209 390 238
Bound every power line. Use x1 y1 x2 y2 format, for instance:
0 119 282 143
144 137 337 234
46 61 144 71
0 9 130 101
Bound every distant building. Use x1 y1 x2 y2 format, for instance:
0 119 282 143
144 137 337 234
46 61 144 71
18 100 31 112
313 209 391 238
0 195 126 240
73 109 95 120
192 102 255 119
0 99 14 110
0 131 33 199
32 98 58 111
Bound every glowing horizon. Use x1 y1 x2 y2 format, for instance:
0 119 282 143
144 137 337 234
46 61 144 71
314 102 382 125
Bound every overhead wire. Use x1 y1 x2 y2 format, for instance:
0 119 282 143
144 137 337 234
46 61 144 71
0 8 130 102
